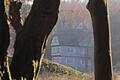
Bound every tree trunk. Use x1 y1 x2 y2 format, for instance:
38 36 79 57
9 1 22 33
0 0 10 65
87 0 113 80
0 0 10 79
10 0 60 79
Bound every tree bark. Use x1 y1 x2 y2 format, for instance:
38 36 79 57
87 0 113 80
9 1 22 33
10 0 60 79
0 0 10 65
0 0 10 79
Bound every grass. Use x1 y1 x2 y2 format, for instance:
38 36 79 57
39 59 93 80
39 73 93 80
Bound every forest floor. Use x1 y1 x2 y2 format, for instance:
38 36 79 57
38 73 93 80
115 73 120 80
38 73 120 80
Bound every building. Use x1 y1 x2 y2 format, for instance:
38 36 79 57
45 27 94 72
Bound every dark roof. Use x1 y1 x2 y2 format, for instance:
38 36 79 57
52 27 93 46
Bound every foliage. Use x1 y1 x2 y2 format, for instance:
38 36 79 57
40 59 90 78
4 0 9 17
39 59 93 80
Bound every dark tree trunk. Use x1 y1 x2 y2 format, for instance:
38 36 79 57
87 0 113 80
10 0 60 79
0 0 10 79
0 0 10 65
9 1 22 33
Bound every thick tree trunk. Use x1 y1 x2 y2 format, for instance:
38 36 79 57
0 0 10 65
87 0 113 80
0 0 10 79
10 0 60 79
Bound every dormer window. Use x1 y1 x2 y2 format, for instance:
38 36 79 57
51 36 59 46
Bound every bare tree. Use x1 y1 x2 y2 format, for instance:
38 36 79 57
9 0 60 79
87 0 113 80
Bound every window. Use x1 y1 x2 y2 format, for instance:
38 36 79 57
51 47 61 55
79 47 85 56
51 36 59 46
88 59 91 66
68 47 75 53
79 59 85 65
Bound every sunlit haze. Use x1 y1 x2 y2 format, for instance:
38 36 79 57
25 0 86 5
61 0 86 3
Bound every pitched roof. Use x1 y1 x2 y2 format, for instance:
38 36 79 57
52 27 93 46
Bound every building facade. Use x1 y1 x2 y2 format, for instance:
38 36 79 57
45 27 94 72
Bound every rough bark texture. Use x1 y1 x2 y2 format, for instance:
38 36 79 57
9 1 22 33
87 0 113 80
0 0 10 79
0 0 10 65
10 0 60 79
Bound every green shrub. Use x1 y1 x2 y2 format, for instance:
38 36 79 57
40 59 87 77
